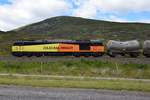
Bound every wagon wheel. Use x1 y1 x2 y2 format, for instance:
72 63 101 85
129 53 139 58
108 51 116 57
144 54 150 58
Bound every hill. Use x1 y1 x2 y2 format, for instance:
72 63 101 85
14 16 150 40
0 31 4 34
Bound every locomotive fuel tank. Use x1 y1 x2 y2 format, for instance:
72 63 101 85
143 40 150 57
107 40 140 57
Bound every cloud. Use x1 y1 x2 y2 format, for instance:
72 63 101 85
0 0 150 31
93 0 150 13
137 19 150 23
73 0 150 16
71 0 82 6
73 0 150 21
73 2 97 18
106 15 128 22
0 0 71 31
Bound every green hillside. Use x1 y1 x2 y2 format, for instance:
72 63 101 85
15 16 150 40
0 16 150 55
0 31 4 34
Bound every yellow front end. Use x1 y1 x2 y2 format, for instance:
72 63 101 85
12 44 59 52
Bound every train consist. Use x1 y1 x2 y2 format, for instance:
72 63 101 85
11 39 150 58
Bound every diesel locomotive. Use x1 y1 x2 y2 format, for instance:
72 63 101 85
11 39 150 58
12 40 105 57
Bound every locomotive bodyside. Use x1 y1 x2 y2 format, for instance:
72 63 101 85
12 40 105 57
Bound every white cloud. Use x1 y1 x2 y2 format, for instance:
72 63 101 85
106 15 128 22
137 19 150 23
73 2 97 18
71 0 82 6
73 0 150 21
0 0 71 31
0 0 150 31
73 0 95 18
93 0 150 12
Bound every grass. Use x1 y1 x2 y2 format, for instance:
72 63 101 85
0 59 150 79
0 59 149 91
0 76 149 92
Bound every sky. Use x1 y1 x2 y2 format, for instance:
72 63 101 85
0 0 150 31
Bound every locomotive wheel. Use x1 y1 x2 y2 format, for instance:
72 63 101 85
99 53 104 57
27 55 32 57
93 55 99 57
74 54 80 57
36 53 43 57
84 55 89 57
13 53 23 57
92 53 101 57
26 53 32 57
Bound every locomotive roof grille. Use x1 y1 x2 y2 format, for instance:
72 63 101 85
13 40 103 45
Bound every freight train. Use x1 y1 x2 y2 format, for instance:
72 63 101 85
11 39 150 58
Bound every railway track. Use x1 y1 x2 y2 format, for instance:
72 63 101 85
0 56 150 64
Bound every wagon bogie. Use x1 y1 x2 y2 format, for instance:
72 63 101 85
143 40 150 58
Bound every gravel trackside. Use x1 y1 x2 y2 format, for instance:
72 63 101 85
0 86 150 100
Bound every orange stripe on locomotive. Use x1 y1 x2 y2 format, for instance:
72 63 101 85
58 43 104 52
58 44 79 52
90 46 104 52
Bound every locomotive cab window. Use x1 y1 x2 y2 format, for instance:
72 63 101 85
14 42 24 46
80 43 90 50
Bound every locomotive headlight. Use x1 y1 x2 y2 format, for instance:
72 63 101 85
12 46 20 51
12 46 16 51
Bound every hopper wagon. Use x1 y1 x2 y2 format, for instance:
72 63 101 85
106 40 141 57
143 40 150 57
